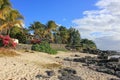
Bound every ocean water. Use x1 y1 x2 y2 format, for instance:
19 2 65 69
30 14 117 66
109 55 120 59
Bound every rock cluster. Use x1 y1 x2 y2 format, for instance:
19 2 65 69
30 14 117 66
82 49 119 55
58 68 83 80
72 52 120 78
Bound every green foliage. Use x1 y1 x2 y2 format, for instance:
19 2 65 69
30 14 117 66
68 28 81 46
29 21 46 39
15 32 27 44
28 21 97 52
10 26 28 44
0 39 3 46
10 26 21 38
31 41 57 54
81 39 97 50
53 33 62 44
59 26 69 44
47 20 57 31
54 26 69 44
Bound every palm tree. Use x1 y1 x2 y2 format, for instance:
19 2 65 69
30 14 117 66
0 0 12 20
58 26 69 44
68 28 81 46
80 39 97 50
0 0 24 35
29 21 46 39
46 20 57 31
0 9 24 34
46 20 58 42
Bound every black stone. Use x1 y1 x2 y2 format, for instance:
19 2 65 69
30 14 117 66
46 70 55 76
115 71 120 78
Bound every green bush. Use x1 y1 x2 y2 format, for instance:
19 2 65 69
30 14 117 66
31 41 57 54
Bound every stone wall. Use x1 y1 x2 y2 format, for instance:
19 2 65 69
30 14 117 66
16 44 32 50
16 43 67 51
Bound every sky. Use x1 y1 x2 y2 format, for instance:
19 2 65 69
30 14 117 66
10 0 98 27
10 0 120 51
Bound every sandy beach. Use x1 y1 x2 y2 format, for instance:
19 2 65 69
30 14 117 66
0 50 119 80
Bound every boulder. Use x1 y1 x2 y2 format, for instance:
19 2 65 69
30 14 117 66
58 67 83 80
46 70 55 76
58 73 83 80
59 67 77 74
115 71 120 78
109 78 120 80
96 67 115 75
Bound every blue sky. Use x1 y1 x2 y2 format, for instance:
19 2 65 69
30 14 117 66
10 0 120 51
10 0 98 27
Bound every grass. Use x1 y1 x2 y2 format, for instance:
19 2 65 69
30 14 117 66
32 61 62 69
0 48 19 57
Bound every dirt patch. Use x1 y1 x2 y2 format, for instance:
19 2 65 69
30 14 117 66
41 63 62 69
0 48 19 57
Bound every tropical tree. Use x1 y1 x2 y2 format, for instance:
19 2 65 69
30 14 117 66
10 26 29 43
68 28 81 46
29 21 46 39
45 20 58 42
0 0 24 35
10 26 21 38
80 39 97 50
53 32 62 44
0 9 23 34
46 20 57 32
0 0 11 20
58 26 69 44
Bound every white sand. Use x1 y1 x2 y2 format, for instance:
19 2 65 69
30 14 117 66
0 50 119 80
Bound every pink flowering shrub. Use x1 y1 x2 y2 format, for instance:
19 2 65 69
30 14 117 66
30 39 41 44
0 35 17 48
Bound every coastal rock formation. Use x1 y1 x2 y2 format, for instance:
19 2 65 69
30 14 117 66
58 68 83 80
72 52 120 78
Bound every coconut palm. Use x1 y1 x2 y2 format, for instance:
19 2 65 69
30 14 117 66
46 20 58 42
58 26 69 44
46 20 57 31
80 39 97 50
0 0 12 20
0 0 24 34
0 9 24 34
29 21 46 39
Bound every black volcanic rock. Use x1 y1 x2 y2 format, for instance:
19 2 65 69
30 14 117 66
58 73 82 80
58 67 83 80
64 57 73 61
115 71 120 78
59 67 77 74
109 78 120 80
46 70 55 76
96 67 115 75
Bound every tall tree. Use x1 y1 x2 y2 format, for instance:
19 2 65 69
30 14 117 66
46 20 58 42
80 39 97 50
9 26 28 43
0 0 11 20
29 21 46 39
46 20 57 32
58 26 69 44
0 0 24 34
68 28 81 46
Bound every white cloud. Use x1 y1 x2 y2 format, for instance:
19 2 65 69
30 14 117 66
95 36 120 51
72 0 120 50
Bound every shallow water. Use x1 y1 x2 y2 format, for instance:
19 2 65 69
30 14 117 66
109 55 120 58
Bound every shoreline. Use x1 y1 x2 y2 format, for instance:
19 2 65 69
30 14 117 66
0 50 119 80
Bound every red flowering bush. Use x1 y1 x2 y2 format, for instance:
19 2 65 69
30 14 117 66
0 35 17 48
30 39 41 44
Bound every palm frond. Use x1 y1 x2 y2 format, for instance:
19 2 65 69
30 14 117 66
0 23 8 31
